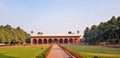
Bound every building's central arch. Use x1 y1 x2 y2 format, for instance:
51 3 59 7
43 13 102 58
54 39 58 43
48 39 52 44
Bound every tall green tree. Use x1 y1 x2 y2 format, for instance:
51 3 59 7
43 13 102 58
0 24 30 44
83 16 120 45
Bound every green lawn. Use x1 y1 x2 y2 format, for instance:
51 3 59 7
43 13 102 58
0 45 50 58
63 45 120 58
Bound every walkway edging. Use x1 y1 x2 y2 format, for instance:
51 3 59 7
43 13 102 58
44 44 53 58
59 45 83 58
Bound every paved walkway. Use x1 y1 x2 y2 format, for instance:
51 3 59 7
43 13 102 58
47 44 75 58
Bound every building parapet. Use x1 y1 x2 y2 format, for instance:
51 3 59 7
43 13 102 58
31 34 80 37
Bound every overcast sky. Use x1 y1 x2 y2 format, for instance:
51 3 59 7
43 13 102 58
0 0 120 36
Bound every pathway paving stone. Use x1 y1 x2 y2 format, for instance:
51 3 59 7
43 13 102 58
47 44 75 58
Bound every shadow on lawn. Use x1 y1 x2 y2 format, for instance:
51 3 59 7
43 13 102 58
0 53 18 58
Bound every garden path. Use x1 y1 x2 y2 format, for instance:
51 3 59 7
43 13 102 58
47 44 76 58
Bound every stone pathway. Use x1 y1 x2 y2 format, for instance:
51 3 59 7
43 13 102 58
47 44 76 58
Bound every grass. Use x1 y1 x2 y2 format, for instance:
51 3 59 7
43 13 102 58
36 45 52 58
63 45 120 58
0 45 51 58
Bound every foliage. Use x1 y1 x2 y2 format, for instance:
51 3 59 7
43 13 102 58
83 16 120 44
64 45 120 58
37 32 43 34
68 31 74 34
36 45 52 58
31 30 34 34
0 24 29 44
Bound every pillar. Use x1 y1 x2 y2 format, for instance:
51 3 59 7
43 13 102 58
47 37 49 44
41 38 44 44
30 38 33 45
68 37 70 44
58 37 60 44
36 38 38 45
62 37 65 44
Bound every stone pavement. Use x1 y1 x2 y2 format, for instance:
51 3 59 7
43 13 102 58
47 44 75 58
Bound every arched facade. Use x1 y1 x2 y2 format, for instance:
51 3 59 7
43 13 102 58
30 34 80 45
64 39 68 44
44 39 47 44
38 39 42 44
69 38 73 44
48 39 52 44
59 39 63 44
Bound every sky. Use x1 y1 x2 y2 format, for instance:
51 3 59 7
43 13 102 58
0 0 120 36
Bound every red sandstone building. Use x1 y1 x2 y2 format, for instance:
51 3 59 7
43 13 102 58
30 34 80 45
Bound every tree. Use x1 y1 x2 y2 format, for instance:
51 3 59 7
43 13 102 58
83 16 120 45
68 31 72 34
84 27 90 43
37 32 43 34
31 30 34 34
90 25 98 31
84 27 90 34
108 16 116 24
0 24 29 44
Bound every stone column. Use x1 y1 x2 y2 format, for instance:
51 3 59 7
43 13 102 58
30 38 33 45
78 37 80 44
63 37 65 44
58 37 60 44
36 38 38 45
41 38 44 44
72 38 74 44
47 37 49 44
68 38 70 44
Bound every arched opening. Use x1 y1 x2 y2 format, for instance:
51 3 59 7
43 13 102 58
54 39 58 43
48 39 52 44
64 39 68 44
59 39 63 44
69 38 73 44
33 39 37 44
38 39 42 44
44 39 47 44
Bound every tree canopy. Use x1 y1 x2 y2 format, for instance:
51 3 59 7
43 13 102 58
83 16 120 45
0 24 30 44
